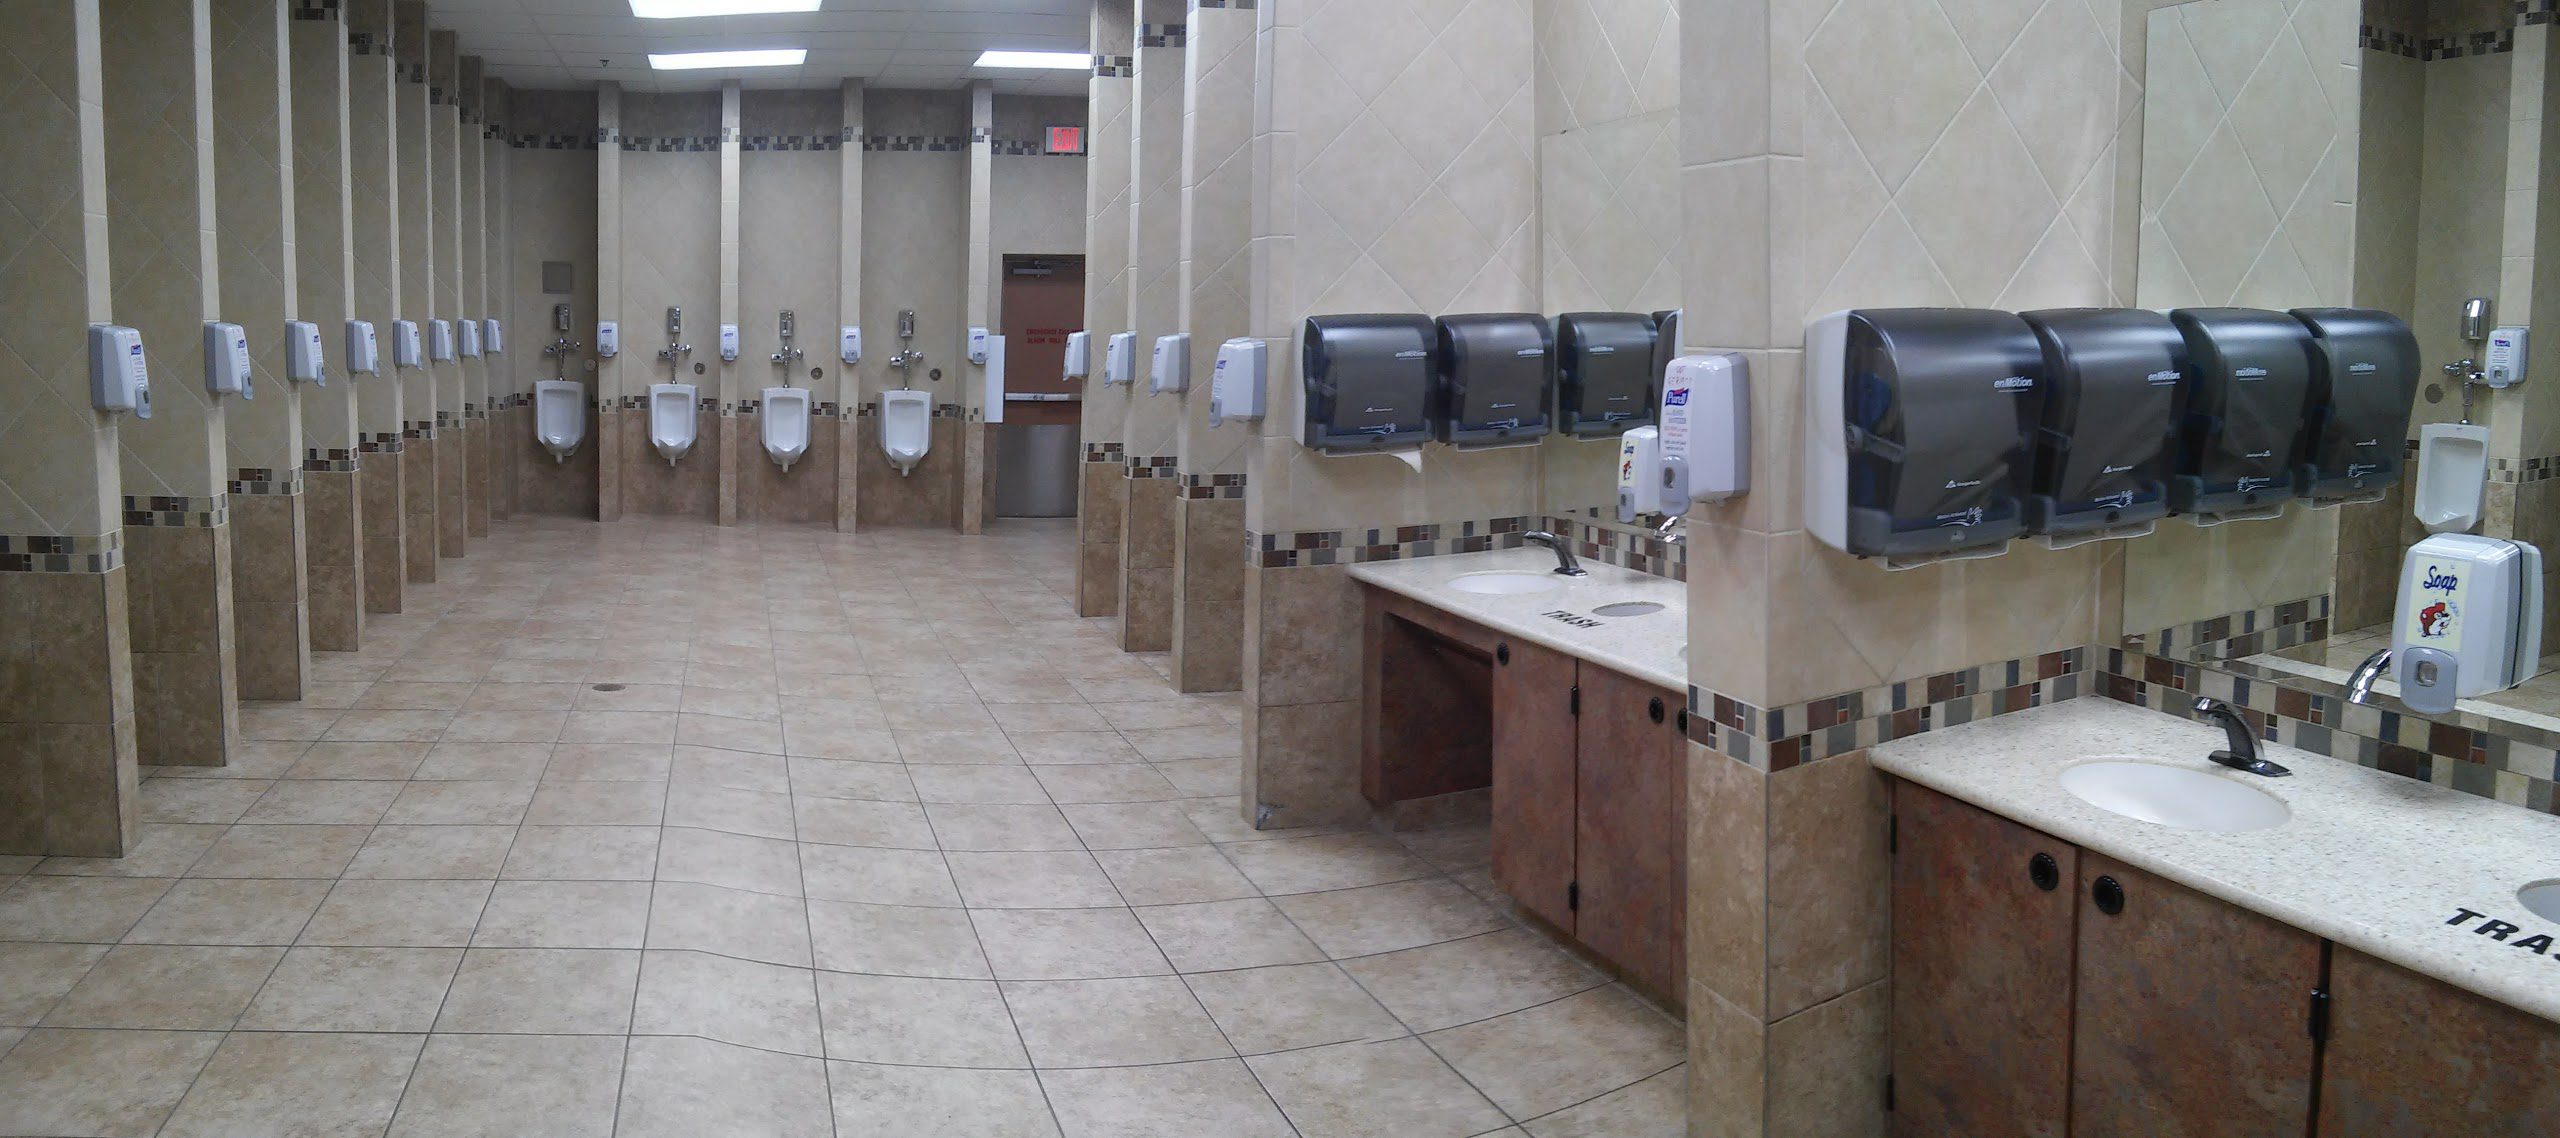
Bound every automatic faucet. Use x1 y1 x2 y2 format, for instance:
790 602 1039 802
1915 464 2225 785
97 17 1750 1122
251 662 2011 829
2347 649 2394 705
1522 531 1587 577
2192 698 2292 777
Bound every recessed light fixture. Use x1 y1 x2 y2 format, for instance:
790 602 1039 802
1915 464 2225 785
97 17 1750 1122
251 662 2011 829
647 48 808 69
630 0 820 17
975 50 1091 70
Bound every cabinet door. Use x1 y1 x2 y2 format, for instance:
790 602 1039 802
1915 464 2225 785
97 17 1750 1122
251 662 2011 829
1890 781 2077 1138
1572 666 1686 999
1490 637 1578 932
2318 946 2560 1135
2071 853 2320 1138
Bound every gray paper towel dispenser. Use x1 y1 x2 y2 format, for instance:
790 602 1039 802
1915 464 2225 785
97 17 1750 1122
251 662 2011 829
2289 307 2419 503
1556 312 1658 437
1435 313 1552 448
2017 308 2178 543
1302 314 1437 454
2168 308 2318 518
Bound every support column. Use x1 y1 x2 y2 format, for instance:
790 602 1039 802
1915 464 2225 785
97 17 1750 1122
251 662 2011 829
0 0 142 854
834 80 863 533
1117 1 1184 652
1169 0 1254 693
428 28 465 558
962 83 994 535
595 83 624 521
1076 2 1134 615
483 80 517 520
291 1 363 649
104 0 241 768
347 0 405 613
213 0 309 701
716 81 742 526
458 54 491 538
393 0 435 580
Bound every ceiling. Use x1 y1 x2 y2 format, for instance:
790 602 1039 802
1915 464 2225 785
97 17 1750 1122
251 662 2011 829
429 0 1093 94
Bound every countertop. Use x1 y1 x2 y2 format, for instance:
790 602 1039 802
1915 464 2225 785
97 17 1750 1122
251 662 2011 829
1346 548 1688 691
1873 698 2560 1025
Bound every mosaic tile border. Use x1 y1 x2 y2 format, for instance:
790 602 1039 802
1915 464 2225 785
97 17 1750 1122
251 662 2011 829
1681 649 2090 771
741 134 845 152
508 132 598 151
1194 0 1257 8
1125 455 1179 479
2128 594 2332 662
304 449 363 474
735 398 845 418
348 31 387 56
1139 23 1188 48
1179 472 1246 500
229 468 305 497
1246 515 1537 569
122 493 229 529
1085 442 1126 463
358 432 406 456
2488 453 2560 484
864 135 971 153
619 134 721 153
848 401 971 419
1094 55 1135 78
1544 510 1689 582
0 532 122 574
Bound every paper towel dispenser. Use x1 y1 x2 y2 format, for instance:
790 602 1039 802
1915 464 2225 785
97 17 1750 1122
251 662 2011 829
2016 308 2179 544
1302 314 1436 454
2167 308 2317 519
1434 313 1551 448
1556 312 1658 437
2289 307 2419 504
1804 308 2044 564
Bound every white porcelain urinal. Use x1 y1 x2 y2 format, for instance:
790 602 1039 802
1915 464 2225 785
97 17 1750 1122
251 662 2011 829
649 383 698 466
762 387 811 472
2415 421 2491 534
534 380 586 463
881 388 931 476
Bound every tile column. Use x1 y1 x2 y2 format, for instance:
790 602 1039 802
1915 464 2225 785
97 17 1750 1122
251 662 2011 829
834 80 863 533
1168 0 1254 693
716 80 742 525
1118 1 1185 652
393 0 436 581
483 79 518 519
0 0 142 855
346 0 405 613
213 0 310 701
962 82 995 535
1076 1 1135 615
595 83 624 521
290 1 364 649
428 28 465 558
104 0 242 768
458 54 491 537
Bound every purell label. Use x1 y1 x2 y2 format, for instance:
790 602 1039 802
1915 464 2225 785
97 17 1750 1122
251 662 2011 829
2236 366 2268 380
1393 349 1426 360
1993 376 2034 392
2146 369 2181 386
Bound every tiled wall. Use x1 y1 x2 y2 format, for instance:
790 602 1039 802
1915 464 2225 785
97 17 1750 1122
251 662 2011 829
738 88 846 527
859 89 972 526
1077 2 1136 617
506 88 601 518
615 91 722 519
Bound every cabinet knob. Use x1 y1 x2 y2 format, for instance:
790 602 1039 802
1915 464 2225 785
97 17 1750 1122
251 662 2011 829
1497 643 1510 665
1648 696 1665 723
2092 874 2125 915
2029 852 2059 892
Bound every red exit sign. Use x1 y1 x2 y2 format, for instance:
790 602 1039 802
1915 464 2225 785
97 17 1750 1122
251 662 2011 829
1046 126 1084 155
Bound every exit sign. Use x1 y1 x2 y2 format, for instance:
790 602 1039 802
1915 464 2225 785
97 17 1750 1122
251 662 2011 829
1046 126 1083 155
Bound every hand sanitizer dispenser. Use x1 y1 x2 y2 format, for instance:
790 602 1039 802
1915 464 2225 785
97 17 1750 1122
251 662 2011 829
286 320 325 385
1804 308 2044 565
2167 308 2316 522
1150 333 1190 394
1063 330 1091 378
1209 337 1266 426
1301 313 1437 454
345 320 379 375
1556 312 1660 438
968 326 990 365
392 320 422 368
839 325 861 364
596 321 619 358
1659 352 1749 506
2289 308 2419 504
2392 533 2544 714
89 324 151 419
483 318 503 355
718 323 740 362
1434 314 1551 449
428 319 454 362
458 317 482 358
2015 308 2179 545
1618 427 1666 521
1103 332 1136 386
204 321 252 399
2485 326 2529 388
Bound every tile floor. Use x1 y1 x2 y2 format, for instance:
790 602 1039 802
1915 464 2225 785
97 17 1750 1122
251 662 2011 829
0 517 1686 1137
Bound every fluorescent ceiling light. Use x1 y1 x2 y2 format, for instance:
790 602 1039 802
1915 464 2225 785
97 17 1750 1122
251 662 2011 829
648 48 807 70
976 50 1090 70
630 0 820 17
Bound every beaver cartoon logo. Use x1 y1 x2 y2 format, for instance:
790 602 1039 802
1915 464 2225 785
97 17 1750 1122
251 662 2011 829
2418 601 2455 638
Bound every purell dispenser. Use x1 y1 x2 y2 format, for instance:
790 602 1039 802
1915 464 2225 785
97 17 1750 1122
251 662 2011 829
2016 308 2179 547
1556 312 1658 437
1301 314 1436 454
2167 308 2316 524
2289 308 2419 505
1434 313 1551 449
2392 534 2544 714
1804 308 2045 567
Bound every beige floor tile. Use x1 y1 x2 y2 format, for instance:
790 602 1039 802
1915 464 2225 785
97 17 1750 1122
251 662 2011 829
1522 1066 1687 1137
1039 1059 1294 1138
785 756 915 800
463 681 584 711
1033 763 1183 804
1157 756 1243 798
44 944 283 1030
656 826 802 894
1187 962 1405 1055
389 1034 623 1138
31 823 225 878
632 948 822 1056
616 1035 833 1138
805 900 990 978
645 880 812 966
411 741 551 781
1094 700 1230 732
815 972 1027 1067
1009 730 1145 765
355 681 477 710
798 844 961 907
676 712 788 755
473 880 652 948
560 710 678 745
0 876 176 942
909 764 1055 805
671 745 790 792
0 1028 223 1138
680 685 782 721
664 781 795 839
441 710 569 743
793 795 937 849
284 741 434 780
239 780 404 825
1422 986 1687 1120
524 779 668 825
1058 802 1210 849
971 907 1171 980
925 803 1084 851
1121 725 1244 762
946 850 1122 908
160 1031 425 1138
1247 1036 1511 1138
1001 975 1233 1067
1340 928 1607 1032
1132 898 1327 974
1094 847 1256 906
341 825 515 879
434 948 639 1034
893 728 1021 765
1273 878 1510 959
236 946 461 1031
185 825 373 879
0 942 110 1024
381 780 537 826
124 879 333 945
299 880 494 947
1221 832 1437 895
826 1061 1059 1138
501 825 661 880
574 682 683 712
544 742 674 782
324 710 456 743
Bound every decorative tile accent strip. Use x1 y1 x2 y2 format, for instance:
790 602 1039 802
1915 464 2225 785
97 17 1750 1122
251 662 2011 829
1179 472 1247 499
123 493 229 528
2127 594 2332 662
2360 24 2421 56
0 532 122 574
864 134 972 153
1094 55 1135 78
736 398 844 418
508 131 599 150
990 139 1079 157
740 134 845 152
292 1 339 21
403 423 437 441
620 134 721 153
229 468 304 497
1139 23 1188 47
1125 455 1179 478
304 449 363 474
2487 454 2560 483
1084 442 1126 462
358 432 406 455
1543 510 1688 582
348 30 386 55
1246 515 1537 569
2424 27 2515 58
1681 648 2089 770
1194 0 1257 8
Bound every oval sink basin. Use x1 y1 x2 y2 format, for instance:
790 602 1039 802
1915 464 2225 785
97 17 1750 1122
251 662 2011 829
1592 601 1665 617
2522 881 2560 924
1448 572 1562 595
2058 760 2291 832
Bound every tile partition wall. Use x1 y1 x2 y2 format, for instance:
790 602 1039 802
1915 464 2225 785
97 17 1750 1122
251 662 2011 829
0 0 143 858
595 82 624 522
458 55 493 540
506 88 602 519
430 32 468 558
963 86 997 536
393 0 437 584
347 0 408 613
290 2 365 652
836 80 864 532
613 90 723 521
1077 2 1138 616
856 89 973 528
737 87 847 527
1120 2 1188 653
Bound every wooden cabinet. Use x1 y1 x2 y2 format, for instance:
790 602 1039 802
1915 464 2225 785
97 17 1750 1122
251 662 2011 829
1490 637 1579 933
2318 946 2560 1135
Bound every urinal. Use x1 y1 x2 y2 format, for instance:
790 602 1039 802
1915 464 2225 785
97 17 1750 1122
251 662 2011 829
649 382 698 466
881 388 932 476
2414 421 2490 534
762 387 811 472
534 380 586 464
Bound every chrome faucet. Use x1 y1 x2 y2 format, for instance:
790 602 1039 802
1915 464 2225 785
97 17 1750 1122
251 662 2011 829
1522 531 1586 577
2347 649 2393 705
2193 698 2291 777
1654 513 1686 544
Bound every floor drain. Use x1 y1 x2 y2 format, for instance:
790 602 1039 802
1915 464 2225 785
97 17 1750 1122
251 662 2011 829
591 683 626 692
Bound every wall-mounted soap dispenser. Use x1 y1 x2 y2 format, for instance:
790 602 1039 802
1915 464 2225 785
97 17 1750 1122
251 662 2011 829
2289 308 2419 505
89 324 151 419
459 317 482 358
287 321 325 386
1150 333 1190 394
2015 308 2179 547
1659 352 1749 507
1804 308 2044 567
1102 332 1136 386
1063 330 1090 378
1433 313 1551 448
597 321 619 358
483 318 503 355
204 322 252 399
2167 308 2317 524
345 320 379 375
718 324 740 363
1209 337 1266 427
1556 313 1659 437
1301 314 1437 455
840 325 862 365
392 320 422 368
968 326 990 365
428 319 454 362
2388 533 2544 713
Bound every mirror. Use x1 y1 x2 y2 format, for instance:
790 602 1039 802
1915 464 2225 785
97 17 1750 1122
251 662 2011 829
2125 0 2560 733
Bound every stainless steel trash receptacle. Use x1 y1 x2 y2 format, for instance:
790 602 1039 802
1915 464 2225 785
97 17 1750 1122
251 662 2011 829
996 422 1080 517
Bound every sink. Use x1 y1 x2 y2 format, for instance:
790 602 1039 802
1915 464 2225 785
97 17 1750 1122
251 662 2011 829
1592 601 1665 617
1448 572 1563 595
2058 760 2292 832
2523 881 2560 924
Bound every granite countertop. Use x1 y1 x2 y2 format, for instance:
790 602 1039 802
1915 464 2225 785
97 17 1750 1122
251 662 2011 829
1346 548 1687 691
1873 698 2560 1025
